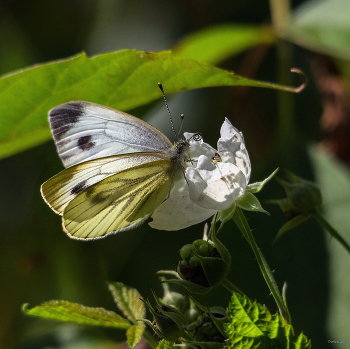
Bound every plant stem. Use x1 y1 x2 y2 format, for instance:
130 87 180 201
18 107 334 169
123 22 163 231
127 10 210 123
312 209 350 253
269 0 290 34
233 207 291 323
143 330 158 349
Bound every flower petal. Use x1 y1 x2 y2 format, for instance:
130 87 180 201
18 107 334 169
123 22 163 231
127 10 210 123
149 195 216 231
217 118 251 182
186 155 247 210
184 132 216 161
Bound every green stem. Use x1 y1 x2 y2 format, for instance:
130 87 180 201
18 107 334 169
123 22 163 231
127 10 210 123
221 278 251 301
312 209 350 254
233 207 291 323
269 0 290 33
143 330 158 349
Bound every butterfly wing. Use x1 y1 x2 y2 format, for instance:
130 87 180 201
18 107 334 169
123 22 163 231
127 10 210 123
41 152 171 215
62 159 173 239
49 101 173 168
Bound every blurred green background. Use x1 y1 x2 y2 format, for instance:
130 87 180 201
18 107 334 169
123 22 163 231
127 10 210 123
1 0 350 348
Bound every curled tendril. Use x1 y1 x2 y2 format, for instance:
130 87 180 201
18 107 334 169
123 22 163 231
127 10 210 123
252 68 308 93
290 68 307 93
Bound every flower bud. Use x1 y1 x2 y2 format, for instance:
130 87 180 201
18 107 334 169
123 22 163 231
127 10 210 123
184 305 201 324
141 294 187 342
276 171 322 214
158 228 231 294
152 311 183 342
161 283 190 313
176 232 230 292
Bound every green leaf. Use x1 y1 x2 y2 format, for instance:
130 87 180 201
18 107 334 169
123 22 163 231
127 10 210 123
126 324 145 348
22 301 130 329
236 192 270 215
284 0 350 59
225 292 311 349
0 49 303 160
246 168 279 193
274 214 311 242
309 145 350 340
108 282 146 324
173 24 275 64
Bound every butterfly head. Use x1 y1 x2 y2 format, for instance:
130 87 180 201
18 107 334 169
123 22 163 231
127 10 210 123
172 133 201 158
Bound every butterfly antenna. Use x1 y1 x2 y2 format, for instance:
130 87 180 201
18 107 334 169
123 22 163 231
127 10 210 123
158 82 177 137
177 113 185 138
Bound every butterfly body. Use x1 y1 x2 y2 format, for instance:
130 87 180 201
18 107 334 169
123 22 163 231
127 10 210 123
41 101 190 240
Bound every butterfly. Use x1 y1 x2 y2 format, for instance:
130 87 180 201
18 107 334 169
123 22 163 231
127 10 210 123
41 97 193 240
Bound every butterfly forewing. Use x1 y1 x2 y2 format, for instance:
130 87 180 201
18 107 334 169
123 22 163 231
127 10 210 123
62 160 173 239
49 102 173 168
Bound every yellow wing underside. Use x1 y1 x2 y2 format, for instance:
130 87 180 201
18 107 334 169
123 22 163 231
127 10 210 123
41 154 174 240
63 160 172 239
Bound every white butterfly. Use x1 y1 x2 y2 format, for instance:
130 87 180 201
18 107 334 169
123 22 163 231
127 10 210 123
41 101 191 240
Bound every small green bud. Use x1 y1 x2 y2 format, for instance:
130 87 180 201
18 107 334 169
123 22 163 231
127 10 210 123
193 239 207 247
189 256 200 266
180 244 194 259
160 228 231 294
198 242 215 257
176 232 230 291
162 285 189 313
179 259 187 267
184 307 201 324
276 171 322 214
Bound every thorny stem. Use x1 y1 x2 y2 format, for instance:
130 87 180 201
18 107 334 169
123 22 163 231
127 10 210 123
233 207 291 323
312 209 350 254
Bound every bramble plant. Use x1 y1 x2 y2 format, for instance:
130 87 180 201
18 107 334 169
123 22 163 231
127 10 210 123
0 39 345 346
2 0 350 347
19 67 349 347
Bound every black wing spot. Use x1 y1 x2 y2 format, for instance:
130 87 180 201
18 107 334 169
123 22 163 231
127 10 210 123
71 180 87 195
49 102 84 140
86 186 96 198
78 135 95 151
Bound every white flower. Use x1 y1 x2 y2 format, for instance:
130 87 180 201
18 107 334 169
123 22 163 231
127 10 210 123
150 118 252 231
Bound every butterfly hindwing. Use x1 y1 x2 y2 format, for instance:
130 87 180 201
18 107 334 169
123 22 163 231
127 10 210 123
49 102 173 168
62 159 173 239
41 152 172 215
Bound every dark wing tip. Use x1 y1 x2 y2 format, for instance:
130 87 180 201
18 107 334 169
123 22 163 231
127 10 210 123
49 102 86 141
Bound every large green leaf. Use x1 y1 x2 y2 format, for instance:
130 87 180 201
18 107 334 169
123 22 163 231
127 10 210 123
0 49 302 159
284 0 350 59
308 145 350 342
225 292 311 349
22 300 130 329
173 24 275 64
